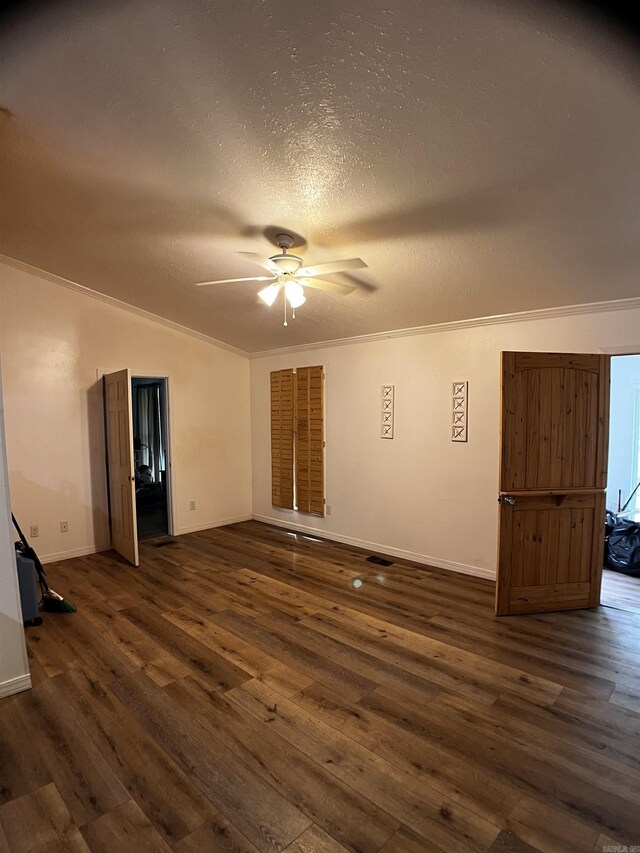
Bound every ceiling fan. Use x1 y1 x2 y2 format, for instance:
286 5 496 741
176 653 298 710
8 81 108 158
195 233 368 325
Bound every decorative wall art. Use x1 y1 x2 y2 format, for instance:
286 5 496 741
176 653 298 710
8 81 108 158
452 381 468 442
381 385 395 439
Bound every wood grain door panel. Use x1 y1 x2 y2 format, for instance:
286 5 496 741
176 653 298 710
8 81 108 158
104 368 139 567
497 491 605 614
496 352 609 616
502 354 608 491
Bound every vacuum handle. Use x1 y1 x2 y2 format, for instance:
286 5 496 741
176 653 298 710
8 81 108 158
11 513 29 547
11 513 50 591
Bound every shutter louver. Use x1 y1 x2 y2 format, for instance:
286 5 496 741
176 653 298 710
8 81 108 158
295 366 324 515
271 369 294 509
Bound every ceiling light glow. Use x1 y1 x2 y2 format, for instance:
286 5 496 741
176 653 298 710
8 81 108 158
258 282 281 306
285 280 306 308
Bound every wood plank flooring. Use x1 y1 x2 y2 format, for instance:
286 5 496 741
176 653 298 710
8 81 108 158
601 568 640 616
2 520 640 852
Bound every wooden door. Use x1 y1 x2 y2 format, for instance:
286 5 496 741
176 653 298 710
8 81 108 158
496 352 610 615
104 369 139 567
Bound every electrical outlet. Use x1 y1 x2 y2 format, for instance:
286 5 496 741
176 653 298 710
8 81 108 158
30 525 39 538
326 505 333 516
189 501 196 511
60 521 69 533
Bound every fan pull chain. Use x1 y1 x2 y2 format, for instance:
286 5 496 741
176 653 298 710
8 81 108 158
283 296 288 327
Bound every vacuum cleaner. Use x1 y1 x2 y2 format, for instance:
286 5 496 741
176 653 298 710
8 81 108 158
12 514 76 614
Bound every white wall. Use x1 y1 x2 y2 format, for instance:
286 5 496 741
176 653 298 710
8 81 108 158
0 360 30 697
0 261 252 561
607 354 640 512
251 305 640 579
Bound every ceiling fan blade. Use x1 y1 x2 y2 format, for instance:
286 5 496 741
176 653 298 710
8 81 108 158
195 276 274 287
297 258 367 278
300 277 358 296
236 251 280 273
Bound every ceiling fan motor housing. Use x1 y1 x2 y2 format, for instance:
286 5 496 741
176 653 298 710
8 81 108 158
275 233 295 250
268 232 301 273
269 252 303 274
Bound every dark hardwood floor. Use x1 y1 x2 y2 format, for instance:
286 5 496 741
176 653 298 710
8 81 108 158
1 521 640 852
602 568 640 616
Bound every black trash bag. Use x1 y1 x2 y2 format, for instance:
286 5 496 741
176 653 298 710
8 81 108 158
605 520 640 575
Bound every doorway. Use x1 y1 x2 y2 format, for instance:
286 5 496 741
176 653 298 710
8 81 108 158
132 377 171 540
606 354 640 517
602 354 640 611
104 369 174 566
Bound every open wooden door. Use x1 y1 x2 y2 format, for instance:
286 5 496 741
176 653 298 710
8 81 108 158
496 352 610 615
104 369 139 567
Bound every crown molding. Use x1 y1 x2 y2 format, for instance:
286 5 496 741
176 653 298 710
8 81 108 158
249 296 640 359
0 254 248 358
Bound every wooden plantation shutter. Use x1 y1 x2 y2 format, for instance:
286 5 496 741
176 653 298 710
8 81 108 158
271 369 294 509
295 366 325 515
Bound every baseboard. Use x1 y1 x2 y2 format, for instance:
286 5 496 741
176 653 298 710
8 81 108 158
36 516 253 562
176 514 253 535
0 673 32 699
252 514 496 580
40 544 111 564
32 514 493 580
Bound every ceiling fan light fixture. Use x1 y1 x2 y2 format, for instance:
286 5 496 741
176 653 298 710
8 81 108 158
258 282 281 306
285 280 306 308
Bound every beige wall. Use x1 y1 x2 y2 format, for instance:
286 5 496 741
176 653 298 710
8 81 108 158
251 304 640 579
2 251 639 592
0 261 252 562
0 363 30 696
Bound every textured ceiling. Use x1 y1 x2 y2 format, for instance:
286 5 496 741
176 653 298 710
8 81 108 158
1 0 639 353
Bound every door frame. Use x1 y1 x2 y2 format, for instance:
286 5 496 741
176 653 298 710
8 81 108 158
99 369 176 541
131 373 175 538
603 349 640 516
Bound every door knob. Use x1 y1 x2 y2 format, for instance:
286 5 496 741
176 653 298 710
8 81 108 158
498 495 516 505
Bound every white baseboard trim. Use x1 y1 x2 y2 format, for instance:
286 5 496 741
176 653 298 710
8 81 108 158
176 514 253 535
40 544 111 564
0 673 32 699
33 515 494 580
35 516 253 563
252 514 496 581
